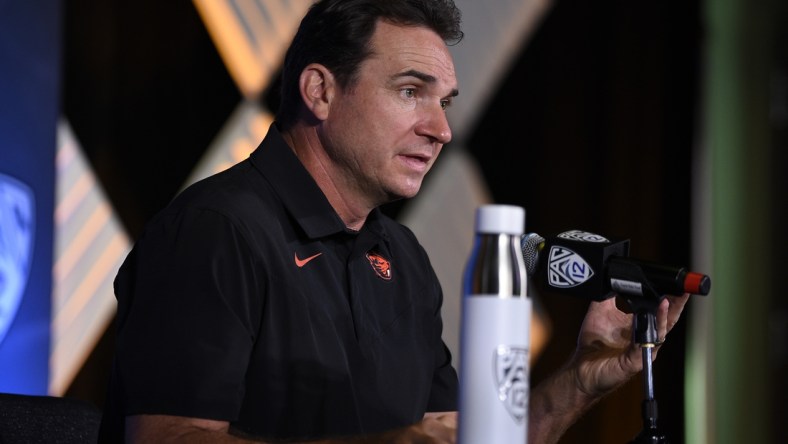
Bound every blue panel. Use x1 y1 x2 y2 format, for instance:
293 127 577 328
0 0 60 395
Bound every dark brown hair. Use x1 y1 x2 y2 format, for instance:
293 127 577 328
276 0 463 129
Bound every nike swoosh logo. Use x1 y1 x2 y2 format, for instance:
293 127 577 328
294 252 323 268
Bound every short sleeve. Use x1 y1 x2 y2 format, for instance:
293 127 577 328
114 206 263 420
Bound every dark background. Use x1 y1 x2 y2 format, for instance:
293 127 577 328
469 1 698 441
62 0 786 442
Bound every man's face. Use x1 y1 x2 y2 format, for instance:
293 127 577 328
318 20 458 208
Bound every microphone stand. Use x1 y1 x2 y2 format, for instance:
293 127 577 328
626 295 669 444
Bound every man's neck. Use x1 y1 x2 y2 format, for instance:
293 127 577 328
280 123 372 231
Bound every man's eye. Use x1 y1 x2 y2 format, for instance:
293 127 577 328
440 99 451 110
402 88 416 99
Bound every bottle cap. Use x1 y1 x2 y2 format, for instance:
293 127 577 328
475 204 525 235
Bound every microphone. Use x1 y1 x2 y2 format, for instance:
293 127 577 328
521 230 711 301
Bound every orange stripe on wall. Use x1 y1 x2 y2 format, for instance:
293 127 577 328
192 0 266 98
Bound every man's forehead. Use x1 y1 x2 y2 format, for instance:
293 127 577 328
369 21 458 85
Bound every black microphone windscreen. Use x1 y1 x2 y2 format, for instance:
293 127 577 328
520 233 545 276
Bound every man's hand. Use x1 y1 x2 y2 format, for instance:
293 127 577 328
374 412 457 444
528 293 691 444
572 293 691 397
126 412 458 444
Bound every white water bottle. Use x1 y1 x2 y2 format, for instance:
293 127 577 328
458 204 531 444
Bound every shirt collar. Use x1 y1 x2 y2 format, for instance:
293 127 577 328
249 123 389 243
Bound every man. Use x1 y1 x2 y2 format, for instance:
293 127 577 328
100 0 690 442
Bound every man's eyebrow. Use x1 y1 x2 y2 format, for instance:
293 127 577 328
393 69 459 97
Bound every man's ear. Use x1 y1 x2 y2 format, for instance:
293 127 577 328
299 63 335 121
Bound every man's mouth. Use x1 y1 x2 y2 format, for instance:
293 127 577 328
398 153 432 172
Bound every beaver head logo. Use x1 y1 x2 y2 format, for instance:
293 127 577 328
365 252 392 281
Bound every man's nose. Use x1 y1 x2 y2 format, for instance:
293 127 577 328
416 101 452 144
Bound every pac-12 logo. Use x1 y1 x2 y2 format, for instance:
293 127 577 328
0 173 35 345
557 230 609 243
547 246 594 288
494 346 529 424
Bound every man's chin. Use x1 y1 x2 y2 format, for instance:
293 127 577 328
387 184 422 203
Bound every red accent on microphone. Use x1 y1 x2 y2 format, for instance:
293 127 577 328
684 272 705 294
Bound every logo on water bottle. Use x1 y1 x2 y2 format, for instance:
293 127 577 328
494 346 529 424
547 246 594 288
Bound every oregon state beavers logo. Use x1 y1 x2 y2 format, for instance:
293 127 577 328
366 252 392 280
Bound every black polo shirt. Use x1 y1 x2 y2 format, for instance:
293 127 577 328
100 124 458 442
